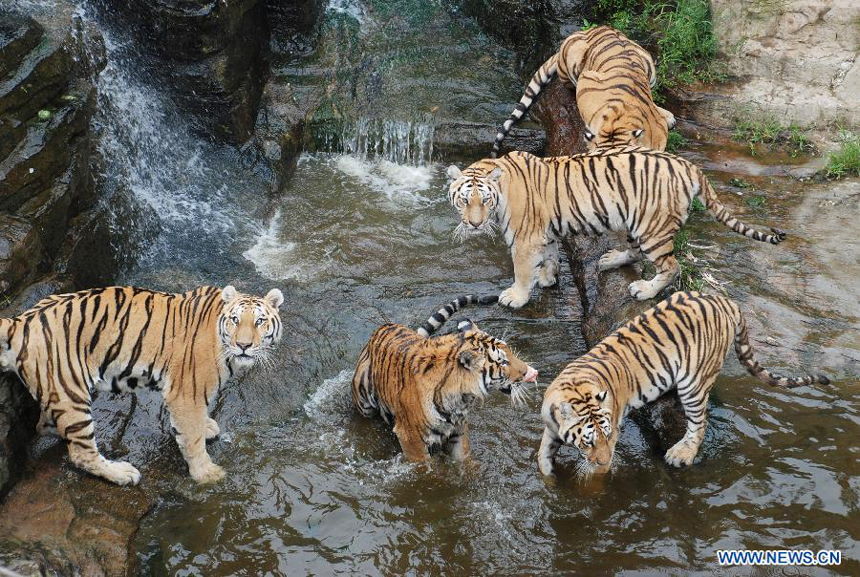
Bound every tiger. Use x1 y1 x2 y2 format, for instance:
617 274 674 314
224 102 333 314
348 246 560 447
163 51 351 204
492 25 676 156
0 284 284 486
351 295 538 462
446 146 786 308
538 291 830 476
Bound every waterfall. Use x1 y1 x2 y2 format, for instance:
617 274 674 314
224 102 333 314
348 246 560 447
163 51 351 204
339 118 435 166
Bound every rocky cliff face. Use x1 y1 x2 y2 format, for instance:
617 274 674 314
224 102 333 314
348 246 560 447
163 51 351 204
0 1 111 500
687 0 859 128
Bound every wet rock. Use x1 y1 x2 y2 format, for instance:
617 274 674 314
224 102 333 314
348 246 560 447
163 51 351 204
267 0 325 54
0 445 153 577
449 0 589 65
0 374 39 502
0 214 43 297
99 0 271 144
434 120 545 160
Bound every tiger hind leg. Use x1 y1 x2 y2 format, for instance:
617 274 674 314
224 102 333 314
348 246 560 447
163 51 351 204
56 402 141 486
629 236 678 300
598 235 643 271
664 375 717 467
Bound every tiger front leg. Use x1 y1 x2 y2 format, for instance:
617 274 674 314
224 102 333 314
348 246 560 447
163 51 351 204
167 397 225 483
537 240 560 288
500 241 543 308
446 423 471 462
394 424 430 462
656 105 677 129
629 237 678 300
665 377 716 467
538 426 563 476
598 235 643 271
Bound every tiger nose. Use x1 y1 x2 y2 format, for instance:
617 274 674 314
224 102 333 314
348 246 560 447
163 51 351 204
468 219 482 229
236 341 252 351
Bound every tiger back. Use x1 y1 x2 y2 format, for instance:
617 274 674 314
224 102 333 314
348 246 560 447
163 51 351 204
446 147 786 309
0 284 284 486
351 319 536 462
538 291 829 476
492 25 676 156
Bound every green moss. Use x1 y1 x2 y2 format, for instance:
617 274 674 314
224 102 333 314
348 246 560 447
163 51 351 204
824 131 860 179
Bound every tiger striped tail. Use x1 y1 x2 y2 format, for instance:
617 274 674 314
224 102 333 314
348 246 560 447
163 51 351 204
734 312 830 388
491 53 559 158
417 295 499 338
698 173 787 244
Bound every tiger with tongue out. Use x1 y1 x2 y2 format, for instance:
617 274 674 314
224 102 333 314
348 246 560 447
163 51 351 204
352 295 537 462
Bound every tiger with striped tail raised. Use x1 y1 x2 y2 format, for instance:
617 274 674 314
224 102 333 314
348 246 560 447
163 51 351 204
352 295 537 462
492 25 676 156
0 285 283 485
538 291 830 476
446 146 786 308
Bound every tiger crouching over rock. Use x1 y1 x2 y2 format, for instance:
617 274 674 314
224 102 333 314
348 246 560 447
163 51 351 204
447 147 786 308
352 295 538 462
492 25 675 155
0 285 284 485
538 291 829 476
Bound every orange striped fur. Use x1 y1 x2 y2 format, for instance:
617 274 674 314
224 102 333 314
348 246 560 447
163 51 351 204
0 285 283 485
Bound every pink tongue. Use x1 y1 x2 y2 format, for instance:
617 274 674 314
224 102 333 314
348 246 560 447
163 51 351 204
524 366 538 383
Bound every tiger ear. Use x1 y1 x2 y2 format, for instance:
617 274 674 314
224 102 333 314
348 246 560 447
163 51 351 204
446 165 462 180
264 288 284 310
221 285 238 303
458 349 484 371
488 167 502 182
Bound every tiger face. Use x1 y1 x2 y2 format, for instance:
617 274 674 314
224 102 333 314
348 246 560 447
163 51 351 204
583 114 645 150
457 320 538 397
219 285 284 369
446 165 502 239
556 384 614 472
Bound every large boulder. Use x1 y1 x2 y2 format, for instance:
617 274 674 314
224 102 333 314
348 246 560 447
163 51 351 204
677 0 860 129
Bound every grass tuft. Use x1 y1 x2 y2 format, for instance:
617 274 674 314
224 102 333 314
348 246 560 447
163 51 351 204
733 113 815 156
666 130 687 153
824 131 860 179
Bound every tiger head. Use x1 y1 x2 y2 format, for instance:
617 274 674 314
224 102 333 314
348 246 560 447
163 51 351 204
218 285 284 370
446 165 502 240
555 383 615 472
582 115 645 150
456 320 538 401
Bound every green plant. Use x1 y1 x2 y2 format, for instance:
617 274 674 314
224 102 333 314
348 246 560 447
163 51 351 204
650 0 722 92
824 131 860 179
729 177 752 188
690 197 706 212
666 130 687 153
733 113 815 156
746 195 766 208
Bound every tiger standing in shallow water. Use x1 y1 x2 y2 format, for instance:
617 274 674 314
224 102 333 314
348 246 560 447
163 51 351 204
492 25 676 155
0 285 283 485
538 291 829 476
446 147 786 308
352 295 538 462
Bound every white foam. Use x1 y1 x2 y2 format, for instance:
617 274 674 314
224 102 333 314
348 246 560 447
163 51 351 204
241 209 309 281
333 155 435 202
327 0 367 25
304 369 354 421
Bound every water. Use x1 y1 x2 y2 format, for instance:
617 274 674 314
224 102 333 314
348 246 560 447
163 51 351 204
8 0 859 574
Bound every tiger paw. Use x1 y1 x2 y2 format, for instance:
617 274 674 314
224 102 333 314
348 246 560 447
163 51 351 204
538 456 555 476
664 440 699 467
598 250 635 271
628 279 662 301
205 417 221 440
191 462 226 484
537 267 558 288
102 460 142 486
499 287 529 309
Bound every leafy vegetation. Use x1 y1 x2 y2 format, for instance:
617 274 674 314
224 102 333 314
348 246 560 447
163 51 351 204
665 130 687 153
690 197 706 212
745 195 766 208
590 0 723 99
824 131 860 179
732 113 815 156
